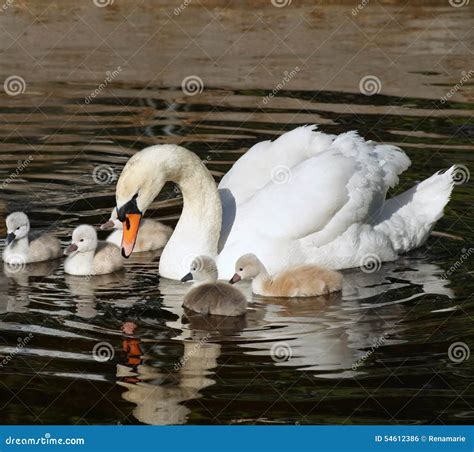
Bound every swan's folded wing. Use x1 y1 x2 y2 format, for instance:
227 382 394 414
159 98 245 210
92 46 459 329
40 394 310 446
218 125 335 207
231 151 360 243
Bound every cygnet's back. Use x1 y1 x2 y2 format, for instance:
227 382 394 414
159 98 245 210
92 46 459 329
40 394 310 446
93 241 123 275
181 256 247 317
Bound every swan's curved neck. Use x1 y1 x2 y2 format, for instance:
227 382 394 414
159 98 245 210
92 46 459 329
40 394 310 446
159 149 222 280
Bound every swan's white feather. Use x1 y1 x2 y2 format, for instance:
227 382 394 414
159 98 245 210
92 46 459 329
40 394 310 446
219 125 335 206
215 127 454 277
116 125 456 280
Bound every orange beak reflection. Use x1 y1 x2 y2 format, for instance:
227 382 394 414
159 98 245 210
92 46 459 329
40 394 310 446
121 213 142 258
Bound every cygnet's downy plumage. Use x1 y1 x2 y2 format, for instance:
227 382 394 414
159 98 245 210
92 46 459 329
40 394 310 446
64 225 124 276
181 256 247 316
231 253 342 297
3 212 62 265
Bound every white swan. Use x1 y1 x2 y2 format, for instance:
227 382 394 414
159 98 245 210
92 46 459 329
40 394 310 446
114 125 457 280
100 208 172 253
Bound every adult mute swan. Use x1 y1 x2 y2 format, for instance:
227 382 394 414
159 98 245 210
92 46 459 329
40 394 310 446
115 125 456 280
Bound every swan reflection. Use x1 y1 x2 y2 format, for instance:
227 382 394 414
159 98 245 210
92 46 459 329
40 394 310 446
117 321 220 425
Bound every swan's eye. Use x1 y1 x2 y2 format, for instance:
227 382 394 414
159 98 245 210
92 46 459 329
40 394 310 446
239 268 243 271
80 239 84 242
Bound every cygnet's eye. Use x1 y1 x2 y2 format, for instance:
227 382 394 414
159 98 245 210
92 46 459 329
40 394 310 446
239 268 243 272
16 227 21 231
192 267 196 271
80 239 85 242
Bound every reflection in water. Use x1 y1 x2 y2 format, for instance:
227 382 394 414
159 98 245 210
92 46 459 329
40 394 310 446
0 0 472 425
65 272 130 319
94 258 460 425
118 321 220 425
2 260 60 314
3 259 60 286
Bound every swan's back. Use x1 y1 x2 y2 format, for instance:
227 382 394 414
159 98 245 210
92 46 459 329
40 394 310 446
219 125 336 207
216 127 414 277
183 282 247 316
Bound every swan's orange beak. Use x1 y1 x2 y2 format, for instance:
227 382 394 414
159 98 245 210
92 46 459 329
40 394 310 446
121 213 142 258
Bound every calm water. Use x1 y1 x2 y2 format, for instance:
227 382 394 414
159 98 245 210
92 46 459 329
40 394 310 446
0 1 473 425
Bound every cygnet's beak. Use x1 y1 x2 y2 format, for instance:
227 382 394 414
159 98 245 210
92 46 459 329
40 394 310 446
6 232 16 246
100 220 115 231
229 273 241 284
64 243 78 256
181 272 193 283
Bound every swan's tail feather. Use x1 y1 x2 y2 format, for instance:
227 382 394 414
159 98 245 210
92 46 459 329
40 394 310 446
373 144 411 188
374 165 457 253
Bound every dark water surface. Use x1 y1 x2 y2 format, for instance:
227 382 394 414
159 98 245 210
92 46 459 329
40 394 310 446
0 1 473 425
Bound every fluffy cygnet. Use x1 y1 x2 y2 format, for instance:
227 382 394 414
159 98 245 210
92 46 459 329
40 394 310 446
64 225 124 276
3 212 62 265
181 256 247 316
230 253 342 297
